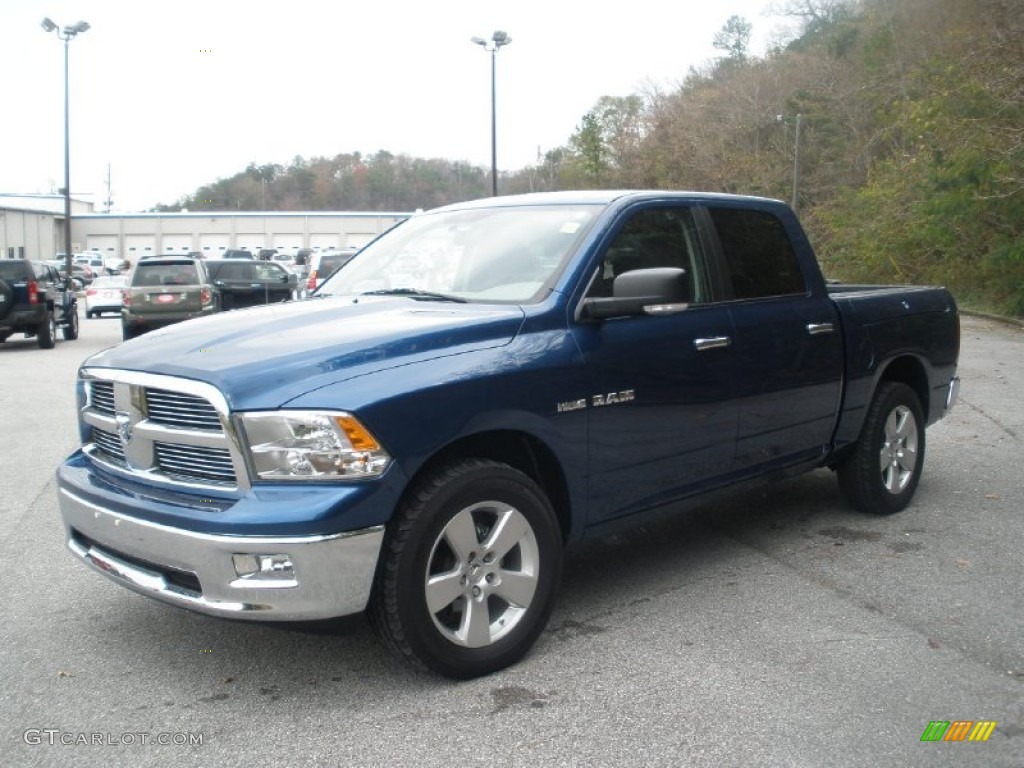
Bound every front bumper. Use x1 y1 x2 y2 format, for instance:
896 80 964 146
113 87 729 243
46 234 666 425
58 484 384 621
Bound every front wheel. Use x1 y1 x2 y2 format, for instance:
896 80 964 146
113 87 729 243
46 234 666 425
370 459 563 678
838 382 925 514
62 305 79 340
37 310 56 349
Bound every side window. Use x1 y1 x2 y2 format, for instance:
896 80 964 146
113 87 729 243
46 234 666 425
586 207 709 303
708 207 806 299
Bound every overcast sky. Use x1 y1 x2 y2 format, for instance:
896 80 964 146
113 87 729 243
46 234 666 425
3 0 788 211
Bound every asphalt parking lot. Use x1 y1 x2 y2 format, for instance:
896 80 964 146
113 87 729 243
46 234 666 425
0 310 1021 767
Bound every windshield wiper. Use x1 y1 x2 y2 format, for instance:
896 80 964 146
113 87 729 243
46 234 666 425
359 288 468 303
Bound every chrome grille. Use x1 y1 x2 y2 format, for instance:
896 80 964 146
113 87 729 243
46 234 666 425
80 368 245 491
90 381 116 416
145 388 222 431
91 427 126 463
155 443 235 484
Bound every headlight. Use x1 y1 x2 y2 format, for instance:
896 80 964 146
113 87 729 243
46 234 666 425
237 411 391 480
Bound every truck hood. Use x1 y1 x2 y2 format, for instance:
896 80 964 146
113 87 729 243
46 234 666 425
86 297 525 409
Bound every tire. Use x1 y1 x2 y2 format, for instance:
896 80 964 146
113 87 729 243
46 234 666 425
838 382 925 514
121 325 136 341
370 458 563 679
62 305 79 340
0 278 13 321
37 310 56 349
86 310 94 319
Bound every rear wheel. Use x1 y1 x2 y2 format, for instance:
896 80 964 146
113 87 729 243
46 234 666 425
838 382 925 514
370 459 562 678
37 310 56 349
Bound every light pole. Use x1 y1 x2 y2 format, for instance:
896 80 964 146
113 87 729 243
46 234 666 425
471 31 511 197
777 112 803 212
41 17 90 280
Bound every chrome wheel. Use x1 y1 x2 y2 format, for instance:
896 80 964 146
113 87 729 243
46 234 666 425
371 458 561 677
879 405 918 494
425 501 539 648
838 382 926 514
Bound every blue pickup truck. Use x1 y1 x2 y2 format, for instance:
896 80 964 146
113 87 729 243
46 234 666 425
57 191 960 678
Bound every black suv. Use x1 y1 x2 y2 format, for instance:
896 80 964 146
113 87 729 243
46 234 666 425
206 259 297 310
0 259 79 348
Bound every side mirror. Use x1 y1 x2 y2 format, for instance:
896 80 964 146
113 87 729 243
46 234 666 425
579 267 690 321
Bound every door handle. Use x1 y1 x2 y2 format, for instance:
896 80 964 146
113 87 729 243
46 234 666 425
806 322 835 335
694 336 732 351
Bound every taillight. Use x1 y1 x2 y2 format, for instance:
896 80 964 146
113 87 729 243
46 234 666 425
307 271 317 291
28 281 39 304
122 289 130 307
86 288 97 296
201 287 213 306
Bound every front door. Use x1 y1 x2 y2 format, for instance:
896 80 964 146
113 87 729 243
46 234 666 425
571 204 739 524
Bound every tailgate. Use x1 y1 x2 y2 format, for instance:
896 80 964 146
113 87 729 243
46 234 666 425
128 285 205 314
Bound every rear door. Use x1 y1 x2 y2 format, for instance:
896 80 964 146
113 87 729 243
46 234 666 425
210 260 253 309
704 206 843 473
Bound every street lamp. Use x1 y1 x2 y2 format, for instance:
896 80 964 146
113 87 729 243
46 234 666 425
41 16 90 280
776 112 803 212
471 30 511 197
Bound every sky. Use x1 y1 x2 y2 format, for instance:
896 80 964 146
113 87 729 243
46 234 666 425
2 0 791 212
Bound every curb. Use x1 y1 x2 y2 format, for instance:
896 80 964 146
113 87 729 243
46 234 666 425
960 309 1024 329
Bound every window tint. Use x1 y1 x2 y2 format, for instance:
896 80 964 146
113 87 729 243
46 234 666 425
133 263 200 287
253 263 287 280
0 261 28 280
708 208 805 299
587 207 709 303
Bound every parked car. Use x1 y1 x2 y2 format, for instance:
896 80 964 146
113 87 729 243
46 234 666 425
256 248 278 261
120 256 218 340
221 249 255 260
84 275 129 318
56 191 960 678
59 255 96 286
306 247 358 292
206 259 297 310
44 260 86 291
0 259 79 348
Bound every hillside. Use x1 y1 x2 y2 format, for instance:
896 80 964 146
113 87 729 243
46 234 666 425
157 0 1023 315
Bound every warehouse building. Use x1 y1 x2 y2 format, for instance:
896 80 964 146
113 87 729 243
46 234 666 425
1 194 410 262
73 210 411 262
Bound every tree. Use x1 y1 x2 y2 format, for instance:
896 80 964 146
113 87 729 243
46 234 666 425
714 15 753 63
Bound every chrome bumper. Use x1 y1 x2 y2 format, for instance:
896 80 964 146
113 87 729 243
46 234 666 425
59 487 383 621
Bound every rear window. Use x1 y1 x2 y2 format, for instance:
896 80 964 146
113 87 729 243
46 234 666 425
0 261 29 280
91 275 128 289
132 263 201 287
708 207 806 299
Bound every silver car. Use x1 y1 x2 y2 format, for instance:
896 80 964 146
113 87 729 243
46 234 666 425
84 275 128 318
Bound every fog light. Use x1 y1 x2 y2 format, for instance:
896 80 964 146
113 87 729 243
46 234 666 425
231 553 297 588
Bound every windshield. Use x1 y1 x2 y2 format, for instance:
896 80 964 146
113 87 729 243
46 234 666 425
318 204 599 303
